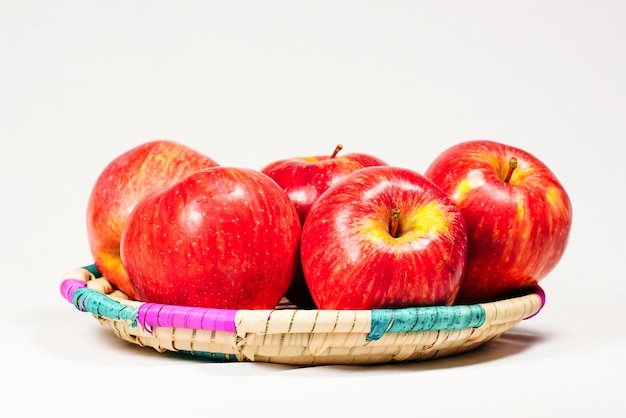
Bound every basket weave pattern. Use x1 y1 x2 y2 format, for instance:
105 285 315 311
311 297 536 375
60 265 544 365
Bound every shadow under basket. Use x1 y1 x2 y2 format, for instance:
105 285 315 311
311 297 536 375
60 265 545 366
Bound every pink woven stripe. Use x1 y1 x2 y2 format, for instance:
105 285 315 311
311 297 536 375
524 285 546 320
60 279 87 302
137 303 237 333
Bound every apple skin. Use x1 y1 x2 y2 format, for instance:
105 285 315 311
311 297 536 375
120 167 302 309
260 145 388 308
86 140 219 299
300 166 468 310
260 145 388 224
424 140 572 303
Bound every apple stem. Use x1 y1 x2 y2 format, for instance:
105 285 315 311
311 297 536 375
330 144 343 158
389 208 401 238
504 157 518 183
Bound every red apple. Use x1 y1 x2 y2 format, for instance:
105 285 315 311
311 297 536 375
86 140 219 299
260 144 388 307
424 140 572 303
120 167 301 309
300 166 468 310
260 144 388 223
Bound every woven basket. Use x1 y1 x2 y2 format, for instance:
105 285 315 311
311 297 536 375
60 264 545 366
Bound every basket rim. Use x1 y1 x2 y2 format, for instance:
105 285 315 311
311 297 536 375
60 264 545 342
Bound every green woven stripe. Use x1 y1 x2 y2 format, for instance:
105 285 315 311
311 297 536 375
72 286 139 326
178 350 239 362
83 264 102 278
367 304 486 340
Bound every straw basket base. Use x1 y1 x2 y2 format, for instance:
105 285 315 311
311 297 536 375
61 265 545 366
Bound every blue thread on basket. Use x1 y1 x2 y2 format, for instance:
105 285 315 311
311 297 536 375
72 286 139 327
178 350 239 362
367 304 486 340
83 264 102 278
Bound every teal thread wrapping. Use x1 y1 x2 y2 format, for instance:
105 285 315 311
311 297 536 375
83 264 102 278
178 350 239 362
367 304 486 340
72 286 139 327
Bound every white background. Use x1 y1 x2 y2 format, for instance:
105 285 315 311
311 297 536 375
2 1 624 416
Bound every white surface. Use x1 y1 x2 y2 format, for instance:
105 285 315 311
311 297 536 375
1 1 624 416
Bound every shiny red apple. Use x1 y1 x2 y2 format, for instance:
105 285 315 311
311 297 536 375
86 140 219 299
260 144 388 223
424 140 572 303
120 167 301 309
260 144 388 307
300 166 468 310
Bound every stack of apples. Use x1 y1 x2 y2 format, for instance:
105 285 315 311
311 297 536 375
87 139 572 311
